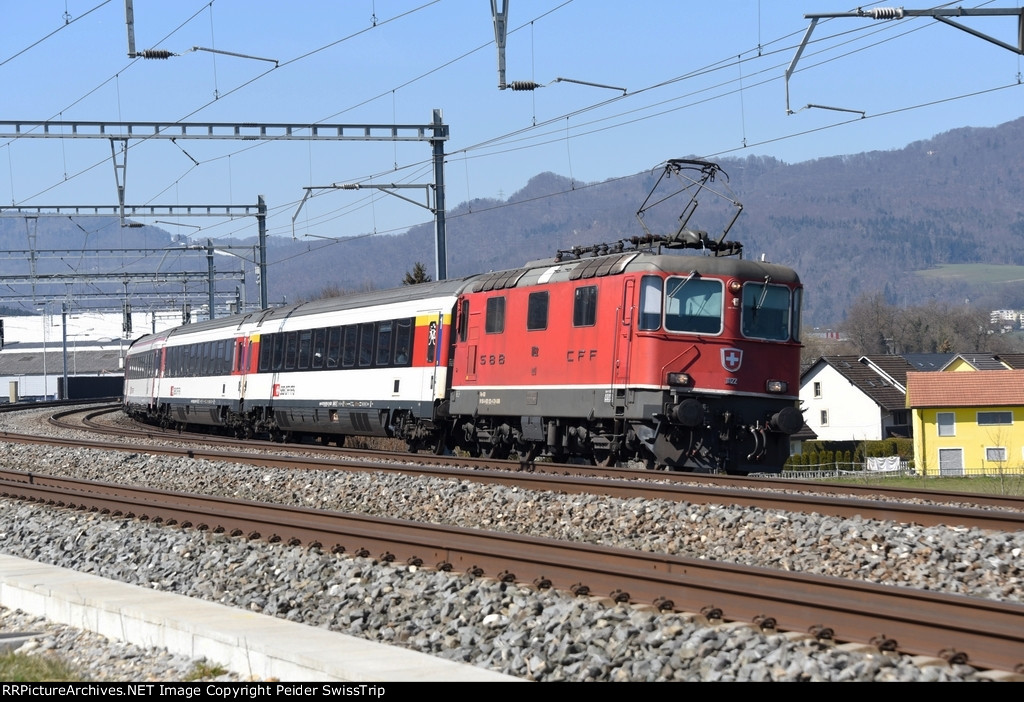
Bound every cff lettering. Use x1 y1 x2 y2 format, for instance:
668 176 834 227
566 349 598 362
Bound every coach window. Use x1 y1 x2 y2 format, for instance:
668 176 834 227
311 328 326 369
485 297 505 334
742 282 791 341
298 329 312 369
342 326 358 368
200 343 211 376
271 335 285 371
376 321 394 366
665 277 722 334
573 286 597 327
325 327 341 368
221 339 232 374
284 331 299 370
358 322 375 367
394 318 412 365
527 291 548 331
639 276 663 330
259 335 273 372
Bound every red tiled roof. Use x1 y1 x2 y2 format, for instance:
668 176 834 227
906 370 1024 408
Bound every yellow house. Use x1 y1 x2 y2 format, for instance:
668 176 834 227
906 370 1024 476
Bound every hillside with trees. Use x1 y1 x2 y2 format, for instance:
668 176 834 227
3 117 1024 330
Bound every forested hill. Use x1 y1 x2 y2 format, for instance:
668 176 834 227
269 116 1024 326
3 117 1023 326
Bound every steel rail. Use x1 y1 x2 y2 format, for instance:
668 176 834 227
71 404 1024 513
6 409 1022 532
1 471 1022 674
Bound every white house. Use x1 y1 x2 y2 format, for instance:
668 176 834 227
800 355 917 441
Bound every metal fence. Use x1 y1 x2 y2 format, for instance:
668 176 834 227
773 460 1024 479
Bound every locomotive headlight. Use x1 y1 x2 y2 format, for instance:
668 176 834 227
728 280 742 294
765 379 788 394
667 372 693 387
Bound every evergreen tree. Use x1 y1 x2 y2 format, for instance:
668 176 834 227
403 262 432 285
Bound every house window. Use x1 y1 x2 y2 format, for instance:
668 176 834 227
978 411 1012 425
820 409 828 426
937 412 955 437
938 448 964 476
813 381 821 398
986 447 1007 462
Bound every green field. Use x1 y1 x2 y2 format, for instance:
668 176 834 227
831 474 1024 496
915 263 1024 284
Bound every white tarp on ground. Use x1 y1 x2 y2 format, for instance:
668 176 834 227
866 456 902 472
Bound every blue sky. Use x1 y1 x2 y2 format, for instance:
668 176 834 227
2 1 1022 246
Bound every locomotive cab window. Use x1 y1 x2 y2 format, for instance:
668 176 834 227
742 282 791 341
573 286 597 327
527 291 548 331
485 296 506 334
639 276 663 330
664 277 722 334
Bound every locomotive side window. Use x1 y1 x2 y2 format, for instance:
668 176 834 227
573 286 597 327
791 288 803 342
485 297 505 334
639 276 663 330
664 277 722 334
741 282 791 341
457 299 470 342
527 292 548 331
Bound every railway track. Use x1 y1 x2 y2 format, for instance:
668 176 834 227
20 403 1024 533
2 401 1023 679
1 467 1022 674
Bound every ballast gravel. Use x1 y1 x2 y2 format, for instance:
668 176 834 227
1 424 1021 681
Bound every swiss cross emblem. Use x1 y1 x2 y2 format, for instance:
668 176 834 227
721 348 743 372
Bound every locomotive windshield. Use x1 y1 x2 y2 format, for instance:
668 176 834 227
741 282 793 341
663 275 723 334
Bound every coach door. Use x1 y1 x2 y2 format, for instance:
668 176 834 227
417 310 446 404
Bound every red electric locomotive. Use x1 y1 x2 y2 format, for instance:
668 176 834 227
431 159 804 473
